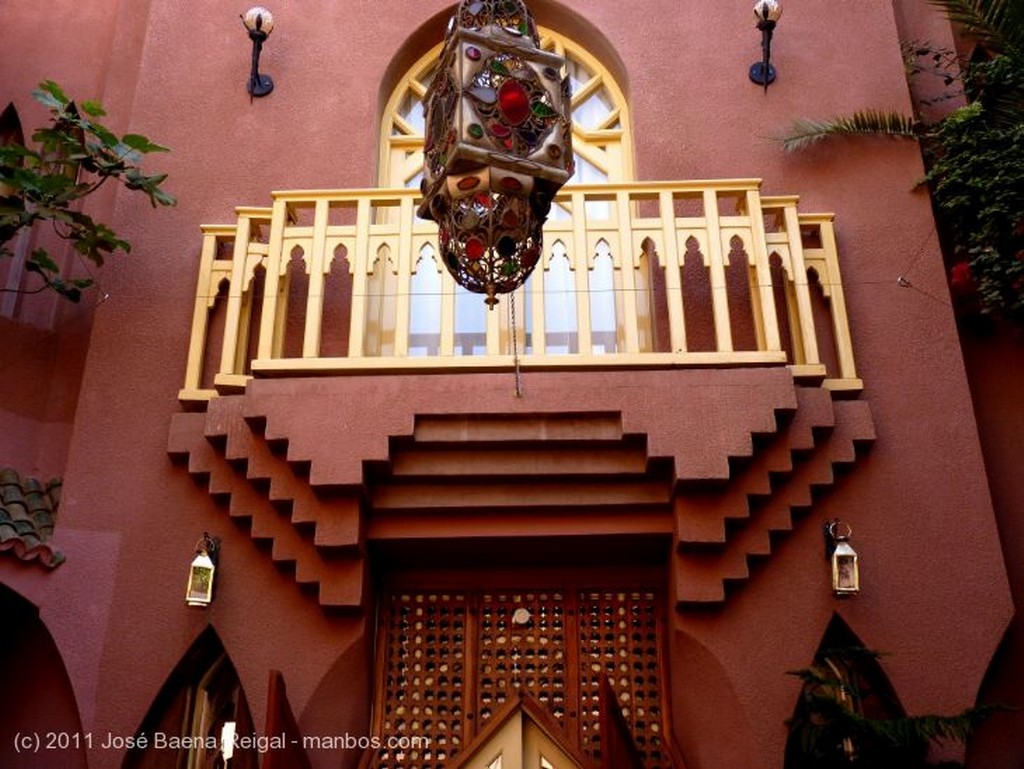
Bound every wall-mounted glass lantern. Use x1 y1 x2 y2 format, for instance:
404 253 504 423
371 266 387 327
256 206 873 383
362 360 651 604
186 533 219 607
824 520 860 597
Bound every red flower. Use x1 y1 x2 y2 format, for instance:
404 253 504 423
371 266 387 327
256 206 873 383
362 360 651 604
949 261 975 296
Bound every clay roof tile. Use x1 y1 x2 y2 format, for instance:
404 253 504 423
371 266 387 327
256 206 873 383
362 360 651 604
0 468 65 569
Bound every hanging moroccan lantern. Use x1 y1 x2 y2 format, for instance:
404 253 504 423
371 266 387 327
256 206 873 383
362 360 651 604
419 0 573 307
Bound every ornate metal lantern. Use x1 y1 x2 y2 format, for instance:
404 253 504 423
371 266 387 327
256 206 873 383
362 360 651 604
419 0 573 307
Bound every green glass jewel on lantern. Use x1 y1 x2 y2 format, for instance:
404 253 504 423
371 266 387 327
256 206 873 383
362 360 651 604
419 0 572 307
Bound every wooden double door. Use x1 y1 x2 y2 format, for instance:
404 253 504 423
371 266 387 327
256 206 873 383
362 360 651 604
370 585 671 769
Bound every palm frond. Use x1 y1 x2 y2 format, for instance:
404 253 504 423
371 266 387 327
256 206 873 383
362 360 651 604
781 110 919 152
929 0 1024 53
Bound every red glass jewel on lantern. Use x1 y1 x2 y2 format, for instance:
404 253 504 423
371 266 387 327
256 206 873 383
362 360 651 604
419 0 573 307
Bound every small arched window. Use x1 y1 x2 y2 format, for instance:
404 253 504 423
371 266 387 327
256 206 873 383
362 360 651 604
784 617 919 769
124 628 258 769
0 104 27 318
0 103 24 148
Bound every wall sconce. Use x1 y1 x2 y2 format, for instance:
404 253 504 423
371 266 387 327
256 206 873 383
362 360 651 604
749 0 782 91
241 7 275 98
824 519 860 597
419 0 573 308
186 532 219 607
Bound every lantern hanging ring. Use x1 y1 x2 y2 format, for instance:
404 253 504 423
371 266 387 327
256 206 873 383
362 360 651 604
186 532 220 607
195 532 217 555
828 520 852 541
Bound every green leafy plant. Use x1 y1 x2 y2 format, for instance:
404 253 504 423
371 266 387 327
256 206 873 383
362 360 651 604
924 100 1024 320
934 0 1024 54
785 647 999 769
780 0 1024 324
0 80 176 302
781 111 920 153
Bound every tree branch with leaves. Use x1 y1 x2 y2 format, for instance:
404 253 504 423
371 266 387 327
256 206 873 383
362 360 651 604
0 80 176 302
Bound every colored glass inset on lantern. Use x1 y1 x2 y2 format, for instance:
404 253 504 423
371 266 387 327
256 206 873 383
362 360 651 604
458 0 538 41
469 53 562 155
419 0 572 307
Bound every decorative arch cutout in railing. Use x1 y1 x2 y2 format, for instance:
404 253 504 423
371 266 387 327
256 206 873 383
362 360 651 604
179 180 861 406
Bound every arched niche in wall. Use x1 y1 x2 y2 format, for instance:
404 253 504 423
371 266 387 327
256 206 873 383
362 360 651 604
0 583 86 769
123 626 258 769
784 613 915 769
296 630 372 766
965 616 1023 768
668 626 758 769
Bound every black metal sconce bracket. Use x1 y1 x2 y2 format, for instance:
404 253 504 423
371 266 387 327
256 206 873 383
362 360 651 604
750 19 777 91
243 17 274 99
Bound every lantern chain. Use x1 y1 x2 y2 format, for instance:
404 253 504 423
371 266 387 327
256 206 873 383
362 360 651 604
510 292 523 398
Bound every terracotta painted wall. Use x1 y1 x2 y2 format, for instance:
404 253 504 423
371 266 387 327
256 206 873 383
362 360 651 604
0 1 1015 769
0 0 128 477
0 318 83 477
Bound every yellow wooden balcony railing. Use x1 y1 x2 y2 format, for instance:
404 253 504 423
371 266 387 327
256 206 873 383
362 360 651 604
178 180 861 405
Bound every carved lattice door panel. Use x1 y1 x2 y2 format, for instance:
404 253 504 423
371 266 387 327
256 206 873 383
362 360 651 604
372 588 671 769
